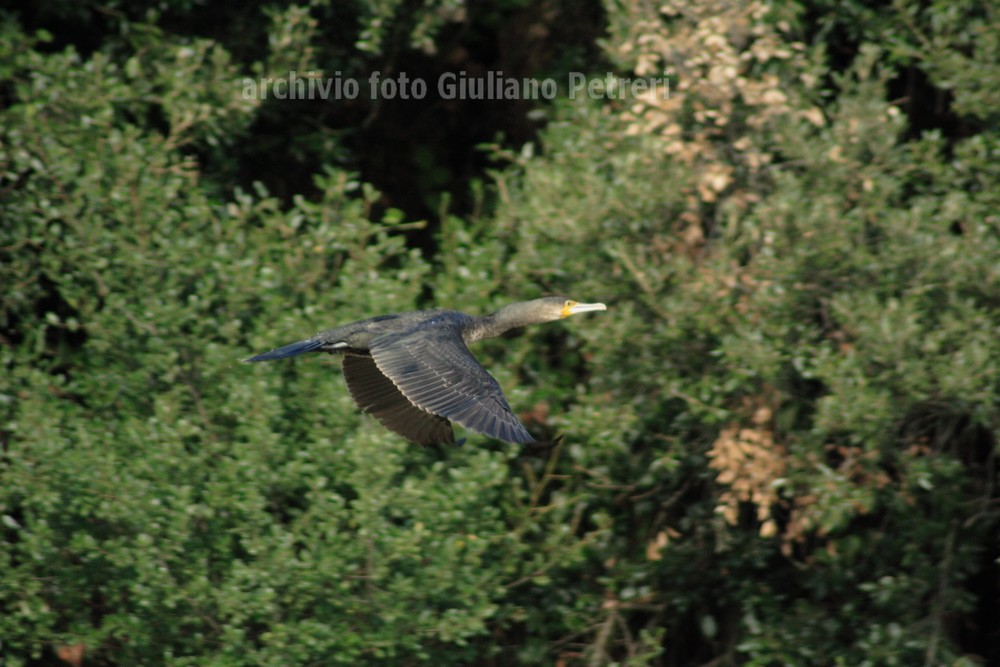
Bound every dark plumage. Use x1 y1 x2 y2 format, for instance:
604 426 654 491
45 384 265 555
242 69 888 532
245 297 607 444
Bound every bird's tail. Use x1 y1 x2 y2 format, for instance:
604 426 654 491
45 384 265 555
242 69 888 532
244 338 326 362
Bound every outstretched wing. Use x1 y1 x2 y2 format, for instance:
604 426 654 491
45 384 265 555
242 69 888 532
341 354 455 445
369 323 534 444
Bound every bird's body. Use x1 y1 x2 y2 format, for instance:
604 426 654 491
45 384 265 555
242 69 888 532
246 297 606 445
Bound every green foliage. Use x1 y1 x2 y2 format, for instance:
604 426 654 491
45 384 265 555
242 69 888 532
471 3 1000 663
2 0 1000 665
0 10 603 665
0 17 496 663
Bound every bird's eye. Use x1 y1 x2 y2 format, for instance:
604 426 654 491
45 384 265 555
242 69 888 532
565 300 574 308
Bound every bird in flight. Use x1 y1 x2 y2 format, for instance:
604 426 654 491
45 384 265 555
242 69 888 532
245 297 607 444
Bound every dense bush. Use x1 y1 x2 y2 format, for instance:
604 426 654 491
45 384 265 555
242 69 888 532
2 0 998 665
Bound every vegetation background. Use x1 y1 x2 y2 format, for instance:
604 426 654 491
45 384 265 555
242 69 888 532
1 0 998 665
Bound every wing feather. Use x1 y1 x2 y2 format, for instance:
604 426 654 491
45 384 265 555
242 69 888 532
369 323 534 444
341 354 455 445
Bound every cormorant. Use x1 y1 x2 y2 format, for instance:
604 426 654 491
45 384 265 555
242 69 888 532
245 297 607 444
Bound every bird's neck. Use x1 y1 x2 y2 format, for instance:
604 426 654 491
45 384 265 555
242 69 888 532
464 304 542 342
463 313 507 343
462 310 527 343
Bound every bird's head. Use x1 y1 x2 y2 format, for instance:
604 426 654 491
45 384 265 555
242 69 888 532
494 296 607 326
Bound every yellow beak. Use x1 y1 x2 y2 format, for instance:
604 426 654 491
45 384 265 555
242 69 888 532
561 301 608 318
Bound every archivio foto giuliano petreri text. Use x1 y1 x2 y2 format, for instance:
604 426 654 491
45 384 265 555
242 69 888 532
241 70 673 101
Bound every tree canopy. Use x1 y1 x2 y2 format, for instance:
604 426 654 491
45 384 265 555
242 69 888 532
1 0 998 665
